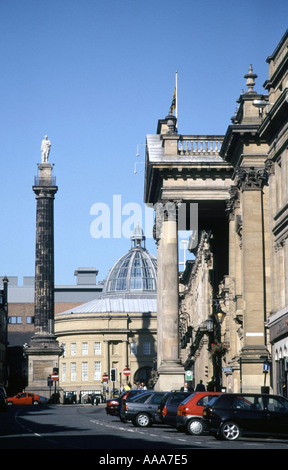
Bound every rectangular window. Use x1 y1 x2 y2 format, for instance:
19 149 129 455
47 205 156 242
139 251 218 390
8 316 22 324
26 316 34 324
94 362 101 381
62 363 66 382
71 343 76 356
71 363 76 382
130 342 137 355
82 362 88 381
143 342 151 355
94 342 101 355
82 342 88 356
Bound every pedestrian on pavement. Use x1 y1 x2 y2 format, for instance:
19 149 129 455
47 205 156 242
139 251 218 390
195 380 206 391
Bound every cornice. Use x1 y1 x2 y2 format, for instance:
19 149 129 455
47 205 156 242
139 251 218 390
258 89 288 140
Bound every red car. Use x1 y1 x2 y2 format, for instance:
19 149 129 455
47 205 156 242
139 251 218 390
176 392 222 435
7 392 41 406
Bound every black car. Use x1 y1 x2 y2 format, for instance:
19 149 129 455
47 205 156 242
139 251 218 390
157 391 192 427
120 391 169 427
203 393 288 441
105 389 144 417
0 389 7 412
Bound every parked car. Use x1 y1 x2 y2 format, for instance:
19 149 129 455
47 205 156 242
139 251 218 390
202 393 288 441
120 391 169 427
0 390 7 412
106 397 120 416
105 389 145 417
39 396 50 404
157 391 192 427
176 391 222 435
7 392 42 406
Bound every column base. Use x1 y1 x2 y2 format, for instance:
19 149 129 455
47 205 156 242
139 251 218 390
240 345 271 393
154 361 185 391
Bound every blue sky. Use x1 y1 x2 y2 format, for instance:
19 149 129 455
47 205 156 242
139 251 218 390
0 0 287 286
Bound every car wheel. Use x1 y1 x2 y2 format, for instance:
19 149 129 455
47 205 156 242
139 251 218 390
134 412 151 427
220 421 241 441
33 400 40 405
7 402 13 406
186 418 203 436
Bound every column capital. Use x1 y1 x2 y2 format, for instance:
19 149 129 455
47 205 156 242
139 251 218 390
236 166 268 191
153 200 181 242
33 186 58 199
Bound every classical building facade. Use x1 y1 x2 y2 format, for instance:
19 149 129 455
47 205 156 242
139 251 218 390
55 225 158 402
145 29 288 395
260 30 288 397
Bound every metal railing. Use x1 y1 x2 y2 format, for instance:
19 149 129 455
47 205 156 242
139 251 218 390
34 176 57 186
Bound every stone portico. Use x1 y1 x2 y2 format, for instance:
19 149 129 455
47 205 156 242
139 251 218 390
144 66 272 392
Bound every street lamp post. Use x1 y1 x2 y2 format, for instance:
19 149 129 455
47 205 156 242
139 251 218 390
211 300 226 392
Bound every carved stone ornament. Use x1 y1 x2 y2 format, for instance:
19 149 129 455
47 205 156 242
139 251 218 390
236 166 268 190
225 185 240 219
265 158 275 175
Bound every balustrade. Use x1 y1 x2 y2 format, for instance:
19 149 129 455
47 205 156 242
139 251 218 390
177 136 223 157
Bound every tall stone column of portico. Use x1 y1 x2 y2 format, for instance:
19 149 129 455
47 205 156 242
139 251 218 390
237 167 270 392
25 137 63 397
154 202 184 391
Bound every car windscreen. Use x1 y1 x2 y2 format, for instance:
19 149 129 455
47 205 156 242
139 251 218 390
132 392 153 403
170 392 192 404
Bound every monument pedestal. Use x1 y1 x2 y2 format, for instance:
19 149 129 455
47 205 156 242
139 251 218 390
25 335 63 398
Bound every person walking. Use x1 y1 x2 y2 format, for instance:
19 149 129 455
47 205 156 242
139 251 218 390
195 380 206 391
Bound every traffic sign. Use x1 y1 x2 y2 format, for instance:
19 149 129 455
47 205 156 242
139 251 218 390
185 370 193 381
102 374 109 382
123 367 131 376
51 373 59 381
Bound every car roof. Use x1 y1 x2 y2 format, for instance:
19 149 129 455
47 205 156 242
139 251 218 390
180 391 221 404
217 393 284 398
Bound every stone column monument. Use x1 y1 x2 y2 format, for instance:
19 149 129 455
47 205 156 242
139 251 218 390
25 136 63 397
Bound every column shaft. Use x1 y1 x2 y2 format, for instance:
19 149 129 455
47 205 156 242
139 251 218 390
34 193 56 336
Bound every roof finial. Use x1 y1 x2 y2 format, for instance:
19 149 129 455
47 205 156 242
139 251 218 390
244 64 257 94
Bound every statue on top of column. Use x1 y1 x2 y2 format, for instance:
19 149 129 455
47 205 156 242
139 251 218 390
41 135 51 163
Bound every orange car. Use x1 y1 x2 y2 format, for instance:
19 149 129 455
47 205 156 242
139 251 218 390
176 391 222 435
7 392 41 406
